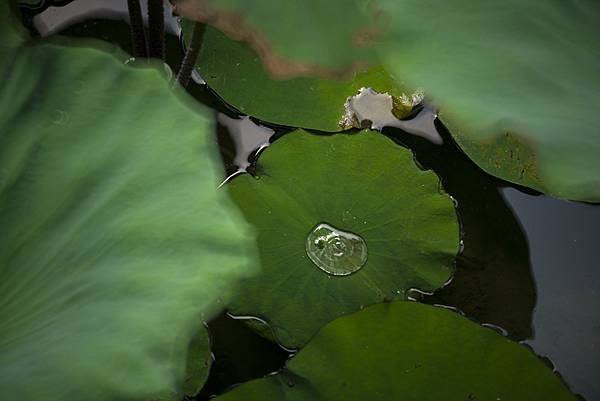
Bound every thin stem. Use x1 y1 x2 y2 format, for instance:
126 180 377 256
148 0 165 60
175 22 206 88
126 0 147 57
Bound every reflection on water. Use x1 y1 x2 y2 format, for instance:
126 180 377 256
503 188 600 401
385 115 537 342
217 114 274 183
26 0 179 37
339 87 442 144
387 104 441 145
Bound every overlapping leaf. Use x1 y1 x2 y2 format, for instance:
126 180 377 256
0 5 256 401
377 0 600 201
216 302 577 401
173 0 380 77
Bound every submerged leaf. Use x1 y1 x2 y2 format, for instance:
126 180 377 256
226 130 458 348
0 8 256 401
378 0 600 201
215 302 577 401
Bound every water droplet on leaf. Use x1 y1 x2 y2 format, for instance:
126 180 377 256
305 223 367 276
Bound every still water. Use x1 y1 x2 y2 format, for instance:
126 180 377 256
503 188 600 399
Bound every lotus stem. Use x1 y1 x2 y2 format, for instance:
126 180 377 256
148 0 165 60
126 0 147 57
175 22 206 88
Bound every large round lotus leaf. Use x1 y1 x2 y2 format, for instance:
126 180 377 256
226 130 458 348
215 302 577 401
0 9 257 401
186 23 406 131
377 0 600 202
172 0 379 77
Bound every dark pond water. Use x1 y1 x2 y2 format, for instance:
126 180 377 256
502 189 600 398
19 1 600 400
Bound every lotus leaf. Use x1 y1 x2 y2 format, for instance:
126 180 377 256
186 23 408 131
173 0 380 77
216 302 577 401
377 0 600 201
226 129 458 348
0 5 256 401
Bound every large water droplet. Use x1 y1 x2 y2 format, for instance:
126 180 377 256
305 223 367 276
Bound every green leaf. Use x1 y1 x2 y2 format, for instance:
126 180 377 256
377 0 600 202
1 2 24 50
0 13 257 401
226 130 458 348
188 24 407 131
181 327 211 398
215 302 577 401
173 0 380 77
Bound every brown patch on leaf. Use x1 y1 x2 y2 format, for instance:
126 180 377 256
453 126 545 193
172 0 374 79
353 5 388 47
353 25 380 47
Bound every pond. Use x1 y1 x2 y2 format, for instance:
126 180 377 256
5 1 600 400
